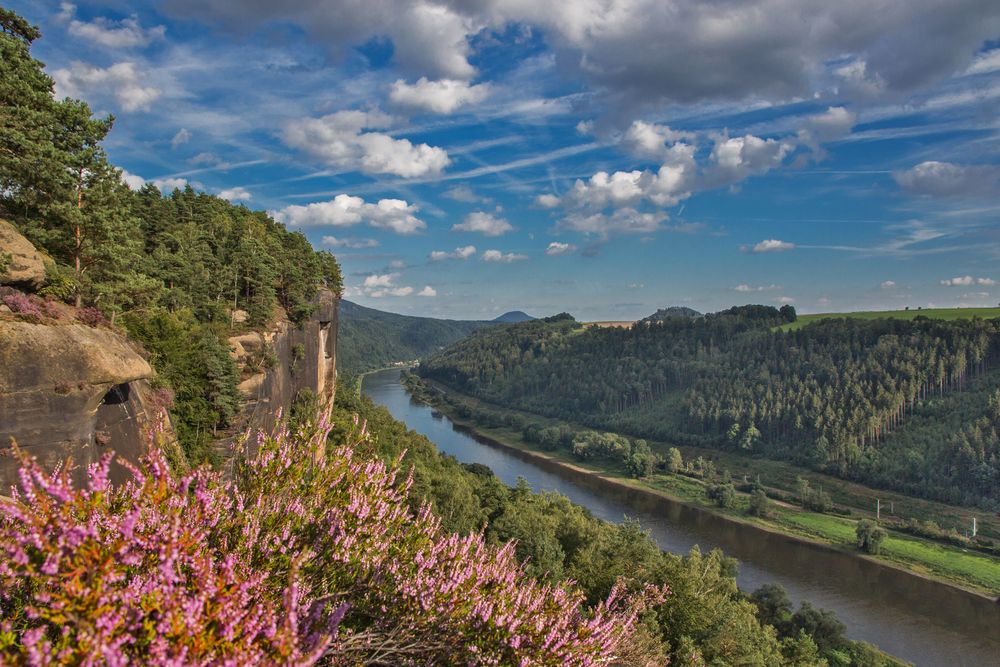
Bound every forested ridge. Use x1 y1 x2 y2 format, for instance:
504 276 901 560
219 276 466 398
0 10 341 464
419 306 1000 508
337 299 488 374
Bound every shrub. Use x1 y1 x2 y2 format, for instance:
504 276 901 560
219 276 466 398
0 412 664 664
1 292 44 322
76 306 107 327
855 519 887 555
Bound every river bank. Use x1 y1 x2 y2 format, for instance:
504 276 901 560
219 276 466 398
405 373 1000 601
364 368 1000 666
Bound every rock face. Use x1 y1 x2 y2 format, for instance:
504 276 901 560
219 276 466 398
0 320 175 489
219 289 339 467
0 219 46 290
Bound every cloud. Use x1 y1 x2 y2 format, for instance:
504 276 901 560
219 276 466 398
536 194 561 208
705 134 794 186
561 162 694 210
218 186 251 202
880 280 897 289
621 121 694 161
390 77 490 113
556 208 666 236
940 276 995 286
481 249 528 263
151 177 189 191
171 128 191 148
321 236 379 249
966 48 1000 75
119 169 146 190
417 285 437 297
443 184 488 203
273 194 426 234
52 61 161 112
452 211 513 236
734 283 780 292
746 239 795 253
796 106 857 161
61 4 166 48
430 245 477 261
893 161 1000 197
282 110 450 178
545 242 577 256
360 273 414 298
169 0 1000 110
777 296 796 304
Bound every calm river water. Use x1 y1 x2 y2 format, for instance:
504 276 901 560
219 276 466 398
363 369 1000 666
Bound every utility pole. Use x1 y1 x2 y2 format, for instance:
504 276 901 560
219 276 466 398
876 498 881 520
972 516 977 539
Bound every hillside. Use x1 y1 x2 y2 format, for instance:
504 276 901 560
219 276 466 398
493 310 536 323
337 300 489 374
642 306 703 321
419 306 1000 508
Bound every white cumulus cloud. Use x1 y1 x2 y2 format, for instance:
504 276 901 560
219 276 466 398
556 208 666 236
218 186 251 202
417 285 437 297
747 239 795 253
894 161 1000 197
430 245 477 261
545 242 577 256
880 280 897 289
481 249 528 263
273 194 426 234
52 61 161 112
452 211 513 236
390 77 490 113
734 283 780 292
940 275 995 286
282 110 450 178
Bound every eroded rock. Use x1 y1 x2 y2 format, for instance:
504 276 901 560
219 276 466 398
0 219 46 290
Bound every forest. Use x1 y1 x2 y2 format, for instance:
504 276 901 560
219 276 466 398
337 299 488 374
0 9 342 464
418 306 1000 508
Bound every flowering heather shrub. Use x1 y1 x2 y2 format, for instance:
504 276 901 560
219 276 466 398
1 293 44 322
75 307 107 327
0 412 665 665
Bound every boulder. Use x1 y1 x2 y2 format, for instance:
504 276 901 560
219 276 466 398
0 219 46 290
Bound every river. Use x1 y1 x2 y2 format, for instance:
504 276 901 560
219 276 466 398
363 369 1000 666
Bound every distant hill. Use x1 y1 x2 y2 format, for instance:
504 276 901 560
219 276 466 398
338 300 491 374
642 306 702 322
493 311 536 323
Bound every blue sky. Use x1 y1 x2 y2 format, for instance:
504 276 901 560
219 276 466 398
14 0 1000 320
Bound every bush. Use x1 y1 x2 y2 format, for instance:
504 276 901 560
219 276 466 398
856 519 887 555
707 482 737 508
0 413 663 664
1 292 43 322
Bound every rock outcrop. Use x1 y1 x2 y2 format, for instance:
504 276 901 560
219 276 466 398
218 288 339 468
0 320 176 489
0 219 47 290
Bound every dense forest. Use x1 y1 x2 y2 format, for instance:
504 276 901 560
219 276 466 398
337 299 488 374
0 9 341 464
419 306 1000 508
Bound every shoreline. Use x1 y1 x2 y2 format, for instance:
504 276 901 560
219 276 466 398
401 372 1000 605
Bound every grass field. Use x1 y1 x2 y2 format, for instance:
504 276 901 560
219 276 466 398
780 306 1000 331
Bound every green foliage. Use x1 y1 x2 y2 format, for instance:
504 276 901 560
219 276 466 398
419 309 1000 508
337 299 488 374
749 487 772 517
856 519 887 554
707 481 737 508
